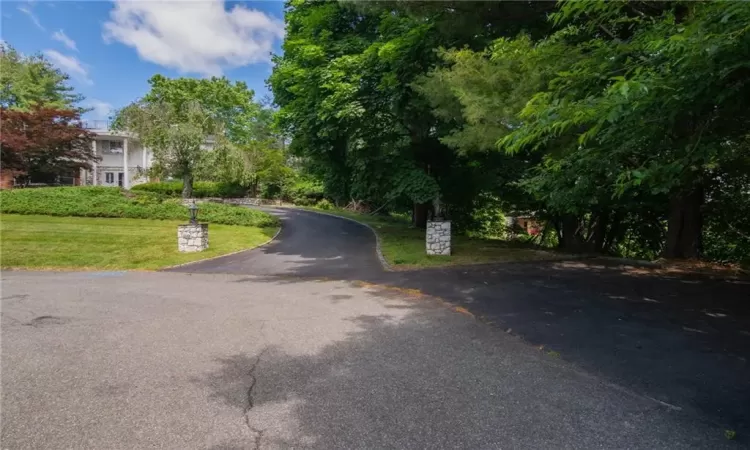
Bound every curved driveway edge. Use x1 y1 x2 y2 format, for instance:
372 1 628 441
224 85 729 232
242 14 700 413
162 224 283 270
165 207 384 278
292 207 392 271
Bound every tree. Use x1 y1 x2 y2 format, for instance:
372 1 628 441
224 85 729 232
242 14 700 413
192 100 293 196
200 138 294 197
500 1 750 258
114 75 259 197
1 107 96 182
270 0 750 263
142 75 260 145
116 100 219 198
0 43 82 111
413 35 566 223
270 1 550 227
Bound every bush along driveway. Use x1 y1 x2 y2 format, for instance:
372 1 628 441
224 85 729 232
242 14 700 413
0 186 279 227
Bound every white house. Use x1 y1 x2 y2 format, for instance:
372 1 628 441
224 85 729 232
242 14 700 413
81 120 214 189
82 120 152 189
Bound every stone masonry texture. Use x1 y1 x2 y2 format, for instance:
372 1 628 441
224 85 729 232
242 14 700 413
178 224 209 252
426 220 451 256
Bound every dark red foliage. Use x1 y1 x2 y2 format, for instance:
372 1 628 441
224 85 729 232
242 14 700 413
1 107 98 176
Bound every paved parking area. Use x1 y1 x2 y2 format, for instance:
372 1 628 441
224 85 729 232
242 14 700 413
3 208 747 448
1 271 734 448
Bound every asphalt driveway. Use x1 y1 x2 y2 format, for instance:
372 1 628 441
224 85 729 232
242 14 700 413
2 207 748 448
170 207 750 439
166 207 382 279
1 271 736 449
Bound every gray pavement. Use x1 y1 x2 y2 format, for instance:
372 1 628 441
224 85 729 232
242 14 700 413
2 207 748 448
166 208 382 279
171 207 750 436
0 271 734 449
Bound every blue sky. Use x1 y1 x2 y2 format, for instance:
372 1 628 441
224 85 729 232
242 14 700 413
2 0 286 120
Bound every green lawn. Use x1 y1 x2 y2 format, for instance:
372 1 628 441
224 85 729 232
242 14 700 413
303 207 563 269
1 215 278 270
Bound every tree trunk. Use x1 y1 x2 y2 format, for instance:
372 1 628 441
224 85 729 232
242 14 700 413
182 173 194 199
558 215 583 252
413 202 429 229
603 211 625 253
590 211 609 253
664 185 704 259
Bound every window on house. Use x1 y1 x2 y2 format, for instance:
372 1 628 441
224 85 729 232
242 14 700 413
105 172 114 184
108 140 123 152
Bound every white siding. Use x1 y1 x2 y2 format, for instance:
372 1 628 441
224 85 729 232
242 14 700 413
87 131 207 187
96 139 123 167
92 138 148 187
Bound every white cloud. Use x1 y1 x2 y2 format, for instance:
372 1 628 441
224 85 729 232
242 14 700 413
84 99 113 120
102 0 285 76
43 50 92 85
52 30 78 52
18 5 45 31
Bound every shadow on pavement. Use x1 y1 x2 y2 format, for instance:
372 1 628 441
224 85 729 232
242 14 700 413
196 309 737 449
235 264 750 435
383 263 750 434
177 207 750 435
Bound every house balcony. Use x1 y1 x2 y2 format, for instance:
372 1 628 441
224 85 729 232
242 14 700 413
83 120 111 131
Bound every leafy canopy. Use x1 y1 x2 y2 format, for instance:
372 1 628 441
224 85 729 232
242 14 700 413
0 107 96 179
0 43 82 111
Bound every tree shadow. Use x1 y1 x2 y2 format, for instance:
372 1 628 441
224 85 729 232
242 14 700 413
175 207 750 433
226 263 750 433
382 263 750 432
195 310 736 448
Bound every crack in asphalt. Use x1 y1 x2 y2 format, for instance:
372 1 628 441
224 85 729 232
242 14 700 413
244 347 269 449
1 294 29 302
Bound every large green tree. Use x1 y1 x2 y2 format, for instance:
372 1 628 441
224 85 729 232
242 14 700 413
0 44 82 111
116 100 219 198
500 1 750 258
413 1 750 259
270 0 750 262
115 76 260 197
270 0 551 227
143 75 260 144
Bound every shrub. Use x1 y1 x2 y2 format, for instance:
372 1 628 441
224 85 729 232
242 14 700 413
284 178 324 205
0 187 278 228
132 181 247 198
131 181 183 196
315 198 333 210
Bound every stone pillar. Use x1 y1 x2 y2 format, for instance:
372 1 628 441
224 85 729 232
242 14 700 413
426 220 451 256
177 224 209 252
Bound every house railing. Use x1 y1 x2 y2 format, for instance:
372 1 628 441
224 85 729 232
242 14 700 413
83 120 111 130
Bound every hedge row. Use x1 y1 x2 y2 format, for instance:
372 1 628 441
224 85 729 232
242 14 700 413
131 181 247 198
0 187 278 228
